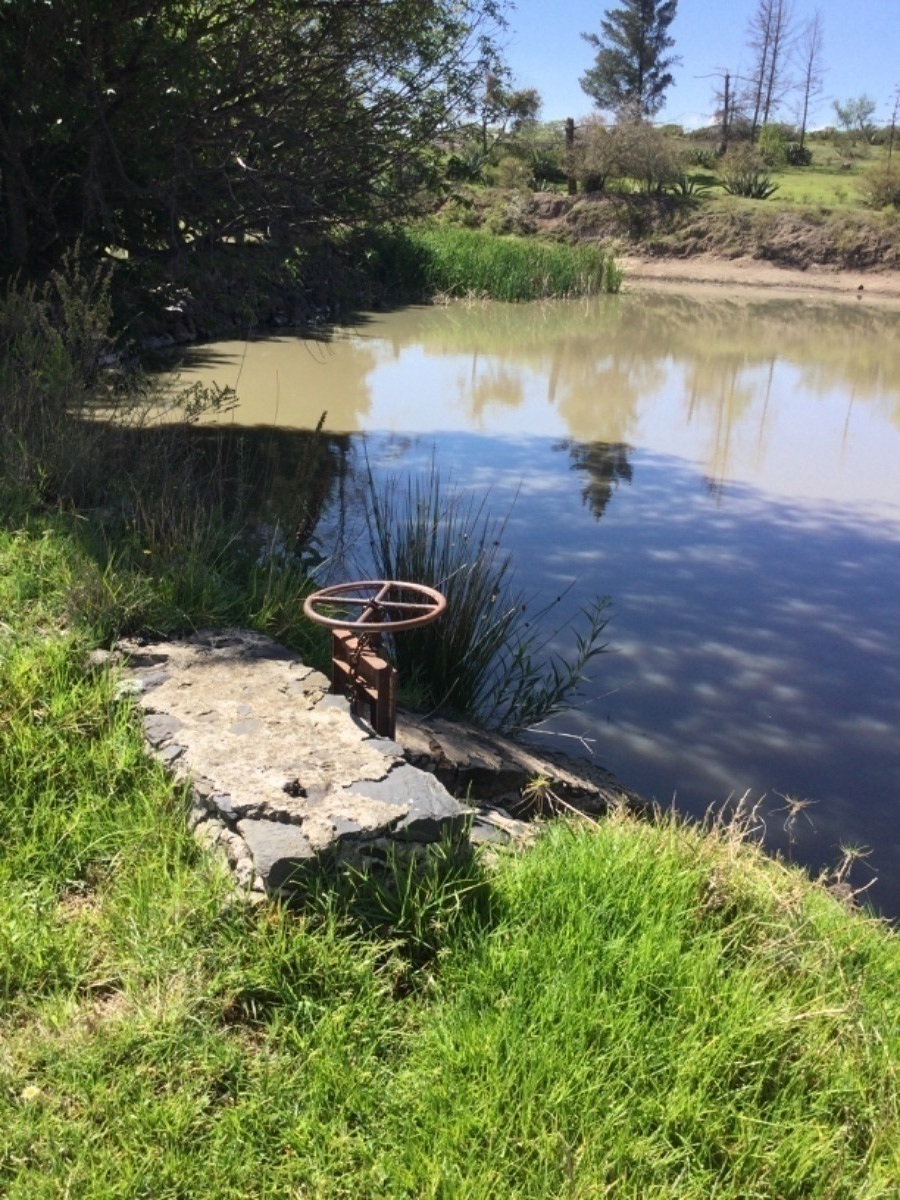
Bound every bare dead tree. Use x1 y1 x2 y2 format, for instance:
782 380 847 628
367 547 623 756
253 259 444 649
793 9 825 149
762 0 795 126
888 87 900 161
707 68 742 154
744 0 795 139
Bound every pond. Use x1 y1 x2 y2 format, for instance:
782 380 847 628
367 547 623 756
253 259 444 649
171 286 900 917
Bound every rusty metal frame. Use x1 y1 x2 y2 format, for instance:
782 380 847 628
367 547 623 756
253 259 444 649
330 630 397 738
304 580 446 740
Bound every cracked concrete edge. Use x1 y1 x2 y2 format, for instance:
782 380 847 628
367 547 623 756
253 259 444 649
180 754 471 899
124 684 469 895
396 712 646 815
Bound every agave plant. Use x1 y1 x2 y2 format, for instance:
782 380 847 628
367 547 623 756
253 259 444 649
667 173 714 198
718 146 780 200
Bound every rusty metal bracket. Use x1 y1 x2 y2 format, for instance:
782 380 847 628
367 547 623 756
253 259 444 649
303 580 446 739
330 630 397 738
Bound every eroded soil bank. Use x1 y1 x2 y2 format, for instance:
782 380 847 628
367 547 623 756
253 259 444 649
616 251 900 299
473 190 900 300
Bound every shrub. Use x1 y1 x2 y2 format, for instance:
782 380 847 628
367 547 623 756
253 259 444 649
573 115 614 192
786 141 813 166
615 120 684 193
494 155 533 191
859 161 900 209
687 145 719 170
574 116 683 195
758 124 789 167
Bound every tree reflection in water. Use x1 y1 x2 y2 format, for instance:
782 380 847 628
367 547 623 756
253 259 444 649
556 439 634 520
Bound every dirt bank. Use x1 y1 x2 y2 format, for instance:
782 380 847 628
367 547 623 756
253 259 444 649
468 190 900 301
616 252 900 301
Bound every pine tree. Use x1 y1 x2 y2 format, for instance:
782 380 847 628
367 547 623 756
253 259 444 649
580 0 680 120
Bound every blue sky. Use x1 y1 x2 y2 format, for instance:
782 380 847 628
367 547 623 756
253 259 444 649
502 0 900 129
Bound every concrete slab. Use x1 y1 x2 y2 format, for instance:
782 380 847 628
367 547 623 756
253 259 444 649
118 629 470 894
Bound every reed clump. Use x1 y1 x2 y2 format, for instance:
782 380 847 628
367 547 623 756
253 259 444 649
369 224 622 301
364 466 609 731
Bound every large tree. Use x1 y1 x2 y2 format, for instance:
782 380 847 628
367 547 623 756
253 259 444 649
832 94 878 144
580 0 680 120
474 70 541 153
0 0 507 271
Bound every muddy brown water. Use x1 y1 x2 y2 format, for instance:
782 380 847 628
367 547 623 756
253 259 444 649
170 287 900 916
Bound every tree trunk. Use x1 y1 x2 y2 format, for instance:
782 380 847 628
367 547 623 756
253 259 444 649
566 118 577 195
1 158 29 267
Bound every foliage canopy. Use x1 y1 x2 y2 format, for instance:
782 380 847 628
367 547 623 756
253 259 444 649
0 0 507 272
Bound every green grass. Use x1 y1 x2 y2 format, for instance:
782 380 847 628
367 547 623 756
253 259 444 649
677 160 866 209
384 225 622 301
644 140 891 210
2 518 899 1199
766 164 859 207
382 820 900 1198
743 141 899 210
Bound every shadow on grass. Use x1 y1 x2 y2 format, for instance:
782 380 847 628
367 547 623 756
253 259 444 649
284 836 497 995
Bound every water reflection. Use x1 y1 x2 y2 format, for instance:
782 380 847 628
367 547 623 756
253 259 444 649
167 289 900 915
360 432 900 915
171 290 900 513
559 440 634 520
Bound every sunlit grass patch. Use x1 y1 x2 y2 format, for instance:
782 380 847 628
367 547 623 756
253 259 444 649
375 817 900 1198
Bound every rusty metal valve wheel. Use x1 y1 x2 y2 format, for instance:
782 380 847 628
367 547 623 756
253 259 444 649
303 580 446 633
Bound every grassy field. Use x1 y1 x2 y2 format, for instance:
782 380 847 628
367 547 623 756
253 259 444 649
1 515 899 1199
678 135 892 210
737 137 888 208
768 163 861 207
